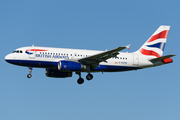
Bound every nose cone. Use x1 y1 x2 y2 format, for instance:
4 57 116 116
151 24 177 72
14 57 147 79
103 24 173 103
5 53 21 66
5 54 9 61
5 54 13 63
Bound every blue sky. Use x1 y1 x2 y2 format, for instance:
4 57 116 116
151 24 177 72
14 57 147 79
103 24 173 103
0 0 179 120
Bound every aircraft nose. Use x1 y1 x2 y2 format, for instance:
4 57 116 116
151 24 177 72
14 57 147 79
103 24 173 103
5 54 8 61
5 54 12 63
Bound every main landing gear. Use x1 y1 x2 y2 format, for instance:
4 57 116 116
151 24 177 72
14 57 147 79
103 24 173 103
76 72 93 84
76 72 84 84
27 67 33 78
86 73 93 80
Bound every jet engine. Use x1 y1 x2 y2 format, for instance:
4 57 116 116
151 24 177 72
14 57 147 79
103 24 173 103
46 68 72 78
58 60 86 71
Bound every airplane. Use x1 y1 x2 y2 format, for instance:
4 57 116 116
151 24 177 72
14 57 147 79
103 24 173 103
5 25 175 84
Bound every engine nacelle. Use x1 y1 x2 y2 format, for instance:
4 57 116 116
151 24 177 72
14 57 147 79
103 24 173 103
46 69 72 78
58 60 86 71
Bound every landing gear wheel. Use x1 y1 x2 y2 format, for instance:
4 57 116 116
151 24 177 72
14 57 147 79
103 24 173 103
27 67 33 78
77 78 84 84
27 74 32 78
86 73 93 80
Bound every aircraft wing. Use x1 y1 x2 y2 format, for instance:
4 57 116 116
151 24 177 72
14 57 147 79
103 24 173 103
78 45 130 67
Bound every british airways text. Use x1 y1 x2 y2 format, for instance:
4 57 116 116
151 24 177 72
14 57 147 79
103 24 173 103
35 54 69 59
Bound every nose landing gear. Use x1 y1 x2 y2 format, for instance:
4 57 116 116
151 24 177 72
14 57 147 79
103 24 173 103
27 67 33 78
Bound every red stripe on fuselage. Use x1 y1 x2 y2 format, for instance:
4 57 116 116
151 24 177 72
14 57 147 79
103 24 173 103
26 49 47 52
147 30 169 43
140 48 161 58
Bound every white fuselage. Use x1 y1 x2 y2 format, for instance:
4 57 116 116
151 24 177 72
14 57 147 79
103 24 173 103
5 46 157 72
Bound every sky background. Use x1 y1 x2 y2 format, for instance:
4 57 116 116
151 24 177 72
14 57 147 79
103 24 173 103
0 0 179 120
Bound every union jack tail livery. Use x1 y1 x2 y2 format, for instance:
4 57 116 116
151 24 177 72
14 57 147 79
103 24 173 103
136 25 170 58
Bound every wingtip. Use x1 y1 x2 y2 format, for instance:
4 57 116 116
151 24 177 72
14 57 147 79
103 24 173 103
171 54 176 57
126 44 131 50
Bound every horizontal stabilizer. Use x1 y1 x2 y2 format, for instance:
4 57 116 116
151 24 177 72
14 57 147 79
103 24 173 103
150 54 176 62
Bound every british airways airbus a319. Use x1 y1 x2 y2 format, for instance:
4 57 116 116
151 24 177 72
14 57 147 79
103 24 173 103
5 26 175 84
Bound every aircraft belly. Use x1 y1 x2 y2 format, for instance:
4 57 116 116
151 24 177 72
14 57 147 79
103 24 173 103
104 65 140 72
90 64 140 72
5 59 58 68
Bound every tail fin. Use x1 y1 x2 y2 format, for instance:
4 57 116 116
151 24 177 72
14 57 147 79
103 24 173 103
136 25 170 58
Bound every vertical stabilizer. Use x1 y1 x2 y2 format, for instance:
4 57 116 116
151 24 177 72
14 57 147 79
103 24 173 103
136 25 170 58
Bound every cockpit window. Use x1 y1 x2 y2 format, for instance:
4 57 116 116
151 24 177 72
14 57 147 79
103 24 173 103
12 50 23 53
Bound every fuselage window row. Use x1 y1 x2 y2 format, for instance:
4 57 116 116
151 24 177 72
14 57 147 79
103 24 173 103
38 52 127 60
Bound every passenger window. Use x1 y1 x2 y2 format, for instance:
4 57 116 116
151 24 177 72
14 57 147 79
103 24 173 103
20 50 22 53
17 50 19 53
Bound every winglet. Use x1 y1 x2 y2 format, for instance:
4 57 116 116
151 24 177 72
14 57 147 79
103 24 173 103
126 44 131 50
